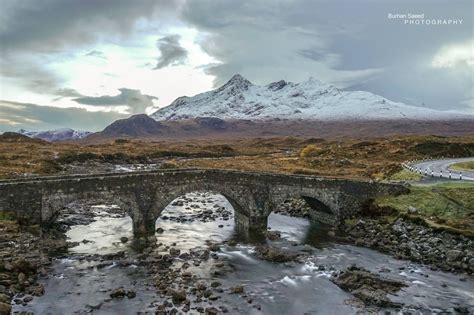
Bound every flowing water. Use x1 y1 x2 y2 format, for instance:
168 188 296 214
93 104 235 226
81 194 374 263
13 193 474 314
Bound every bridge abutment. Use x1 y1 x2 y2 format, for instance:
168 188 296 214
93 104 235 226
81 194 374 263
132 216 158 238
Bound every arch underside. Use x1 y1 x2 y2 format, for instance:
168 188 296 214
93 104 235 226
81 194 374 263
40 190 136 224
301 196 333 214
270 189 338 225
151 183 254 221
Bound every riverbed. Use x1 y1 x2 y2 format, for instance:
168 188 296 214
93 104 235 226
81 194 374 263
13 193 474 314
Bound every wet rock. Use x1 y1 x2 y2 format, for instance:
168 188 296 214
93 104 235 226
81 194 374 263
167 288 186 304
169 248 181 256
23 295 33 303
12 259 35 274
211 281 221 288
156 227 164 234
86 302 103 310
346 218 474 273
264 230 281 241
110 287 126 298
254 245 298 263
208 243 220 252
230 285 244 294
0 302 11 314
454 306 470 314
331 266 407 308
205 306 219 314
446 250 463 262
18 272 26 283
31 284 45 296
120 237 129 243
179 252 190 260
126 290 136 299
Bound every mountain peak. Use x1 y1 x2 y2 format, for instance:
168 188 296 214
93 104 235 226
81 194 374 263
218 74 253 91
228 73 249 83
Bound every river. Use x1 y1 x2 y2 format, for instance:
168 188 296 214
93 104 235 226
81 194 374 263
13 193 473 314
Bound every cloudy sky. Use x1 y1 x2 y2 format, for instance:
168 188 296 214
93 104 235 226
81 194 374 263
0 0 472 131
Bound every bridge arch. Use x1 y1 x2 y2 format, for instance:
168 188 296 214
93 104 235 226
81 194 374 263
269 188 339 225
40 190 138 226
146 182 258 235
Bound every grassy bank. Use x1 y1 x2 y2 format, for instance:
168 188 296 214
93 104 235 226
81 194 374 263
387 169 423 181
450 161 474 171
374 182 474 236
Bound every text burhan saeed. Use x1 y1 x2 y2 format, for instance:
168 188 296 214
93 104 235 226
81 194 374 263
388 13 463 25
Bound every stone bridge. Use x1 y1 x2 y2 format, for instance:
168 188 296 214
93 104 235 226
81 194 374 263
0 169 407 237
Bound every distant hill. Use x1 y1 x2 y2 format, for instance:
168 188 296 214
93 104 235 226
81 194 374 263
0 132 49 144
83 117 474 143
18 128 91 142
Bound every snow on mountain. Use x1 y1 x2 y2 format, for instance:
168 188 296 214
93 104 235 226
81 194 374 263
18 128 91 142
151 74 471 121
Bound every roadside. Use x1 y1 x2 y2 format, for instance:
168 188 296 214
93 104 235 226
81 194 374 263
404 157 474 181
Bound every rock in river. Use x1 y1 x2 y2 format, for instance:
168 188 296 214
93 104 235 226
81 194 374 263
254 245 299 263
331 265 407 308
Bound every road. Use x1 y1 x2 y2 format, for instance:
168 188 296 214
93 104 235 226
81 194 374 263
405 157 474 181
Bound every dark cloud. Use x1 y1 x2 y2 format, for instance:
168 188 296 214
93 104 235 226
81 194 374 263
0 0 178 53
154 35 188 69
0 100 127 132
73 88 158 114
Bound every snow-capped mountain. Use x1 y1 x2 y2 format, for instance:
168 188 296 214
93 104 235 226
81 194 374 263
18 128 91 142
151 74 470 121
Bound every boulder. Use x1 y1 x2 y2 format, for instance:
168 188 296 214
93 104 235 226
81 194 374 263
254 246 298 263
110 287 127 299
264 230 281 241
168 288 186 304
230 285 244 294
331 266 407 308
0 302 11 314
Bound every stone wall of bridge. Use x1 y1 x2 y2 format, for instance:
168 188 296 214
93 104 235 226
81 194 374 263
0 169 408 237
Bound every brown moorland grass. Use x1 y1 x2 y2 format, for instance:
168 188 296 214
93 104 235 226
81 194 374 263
0 133 473 180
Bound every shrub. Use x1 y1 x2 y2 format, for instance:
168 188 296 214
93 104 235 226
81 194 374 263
115 139 130 144
299 145 323 158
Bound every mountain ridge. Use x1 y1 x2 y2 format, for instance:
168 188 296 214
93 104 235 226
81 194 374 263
18 128 91 142
151 74 471 121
